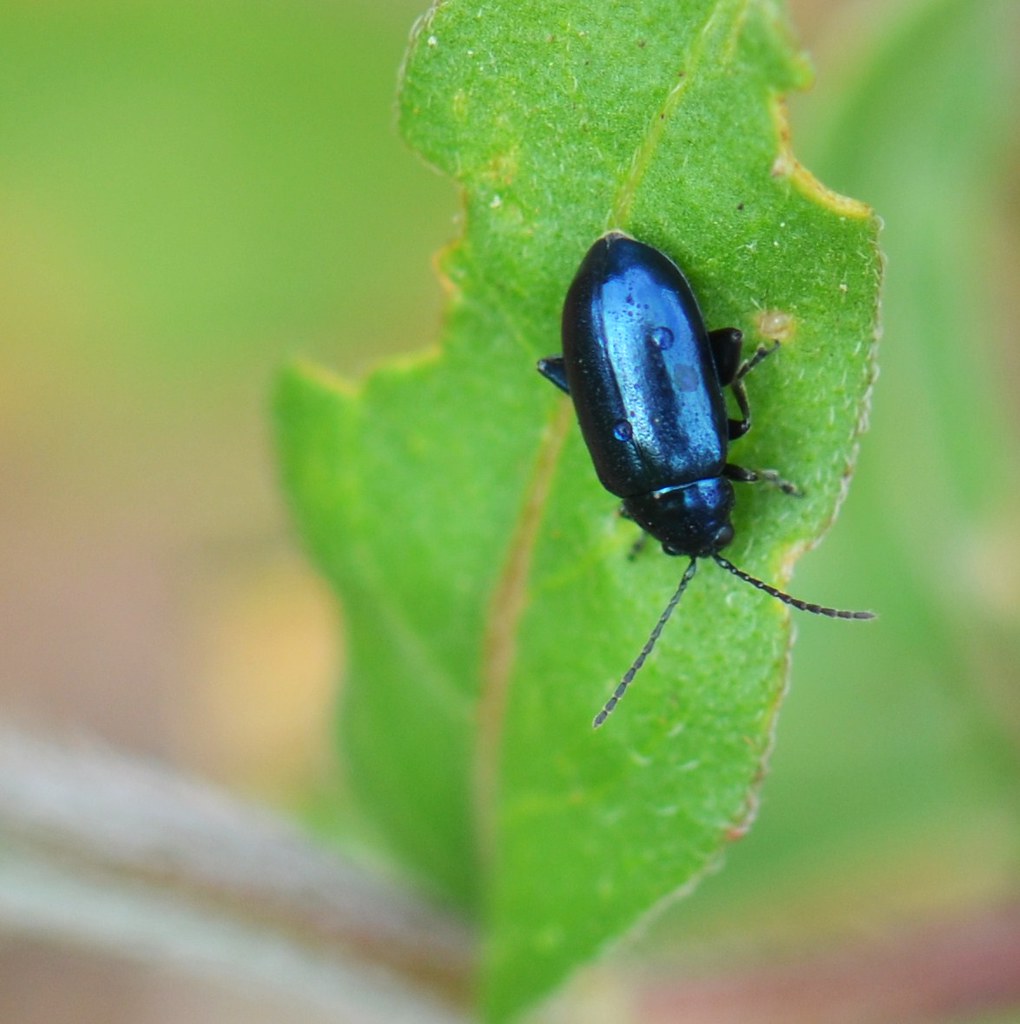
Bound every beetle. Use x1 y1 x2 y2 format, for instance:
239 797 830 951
538 231 873 728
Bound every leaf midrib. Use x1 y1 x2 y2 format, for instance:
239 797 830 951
611 0 750 226
474 399 573 863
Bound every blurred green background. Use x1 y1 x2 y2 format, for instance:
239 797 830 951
1 0 1017 1021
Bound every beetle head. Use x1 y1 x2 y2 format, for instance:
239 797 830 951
623 479 735 558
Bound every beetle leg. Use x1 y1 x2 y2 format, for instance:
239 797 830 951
736 341 781 382
627 530 652 561
537 356 570 394
726 341 781 439
724 463 801 496
616 505 651 559
708 327 743 385
727 380 753 440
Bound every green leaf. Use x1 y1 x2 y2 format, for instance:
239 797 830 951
276 0 881 1020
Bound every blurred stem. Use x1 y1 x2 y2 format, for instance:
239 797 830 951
0 729 474 1024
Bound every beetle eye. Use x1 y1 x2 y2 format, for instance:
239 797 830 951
713 523 735 550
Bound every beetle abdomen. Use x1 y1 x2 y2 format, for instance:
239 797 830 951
561 233 728 498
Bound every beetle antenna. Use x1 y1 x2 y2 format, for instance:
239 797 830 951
712 554 875 619
593 557 698 728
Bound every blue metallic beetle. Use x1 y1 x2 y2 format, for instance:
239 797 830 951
539 231 872 727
